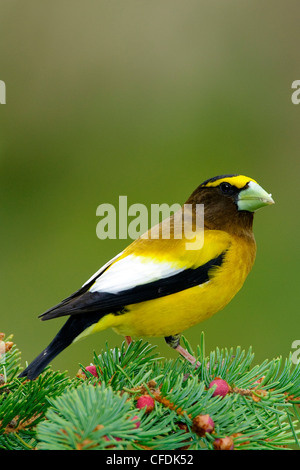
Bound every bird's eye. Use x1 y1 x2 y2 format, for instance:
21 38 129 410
220 182 232 194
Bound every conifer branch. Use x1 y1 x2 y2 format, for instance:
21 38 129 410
1 331 300 450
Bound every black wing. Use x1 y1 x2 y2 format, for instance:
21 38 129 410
40 252 226 321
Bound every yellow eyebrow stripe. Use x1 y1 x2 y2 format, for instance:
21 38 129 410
203 175 258 189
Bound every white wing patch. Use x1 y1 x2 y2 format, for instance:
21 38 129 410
82 251 124 287
88 254 184 294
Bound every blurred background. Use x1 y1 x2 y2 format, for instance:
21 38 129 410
0 0 299 377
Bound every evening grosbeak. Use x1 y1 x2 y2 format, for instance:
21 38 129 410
19 174 274 379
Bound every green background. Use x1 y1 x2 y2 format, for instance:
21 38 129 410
1 1 299 377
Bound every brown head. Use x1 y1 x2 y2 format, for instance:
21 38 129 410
186 174 274 237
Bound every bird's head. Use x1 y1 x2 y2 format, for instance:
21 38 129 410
198 174 274 212
186 174 274 233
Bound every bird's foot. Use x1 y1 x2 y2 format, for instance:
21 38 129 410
125 336 132 345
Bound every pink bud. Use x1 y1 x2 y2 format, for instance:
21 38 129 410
192 414 215 436
131 415 141 429
209 377 230 397
85 365 98 377
213 436 234 450
136 395 155 413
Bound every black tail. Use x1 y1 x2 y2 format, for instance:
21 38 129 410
19 313 101 380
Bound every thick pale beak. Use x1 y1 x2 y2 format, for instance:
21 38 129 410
237 181 275 212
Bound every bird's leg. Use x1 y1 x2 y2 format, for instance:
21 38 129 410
175 344 201 367
125 336 132 345
164 334 201 368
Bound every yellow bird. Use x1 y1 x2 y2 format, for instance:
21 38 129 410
19 174 274 379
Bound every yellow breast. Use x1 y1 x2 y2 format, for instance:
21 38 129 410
91 231 256 338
